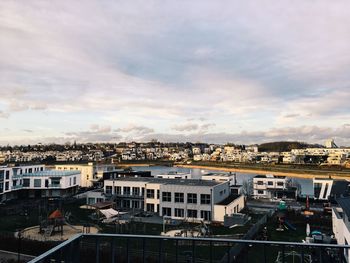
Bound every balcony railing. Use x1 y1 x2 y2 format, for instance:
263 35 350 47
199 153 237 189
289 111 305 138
11 185 23 190
28 233 349 263
48 184 61 188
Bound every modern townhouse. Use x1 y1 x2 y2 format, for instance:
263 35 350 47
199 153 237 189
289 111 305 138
103 177 245 223
0 164 80 201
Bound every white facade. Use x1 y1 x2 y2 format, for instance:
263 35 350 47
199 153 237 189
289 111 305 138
103 178 244 222
313 178 333 200
55 163 116 187
332 204 350 262
0 165 80 201
253 175 287 199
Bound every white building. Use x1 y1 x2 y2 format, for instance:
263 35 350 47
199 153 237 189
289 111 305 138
55 163 116 188
332 197 350 262
0 165 80 201
253 174 298 200
103 177 244 223
313 178 350 201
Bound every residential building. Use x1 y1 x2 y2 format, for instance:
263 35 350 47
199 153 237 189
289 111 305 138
103 177 244 222
55 163 116 188
253 174 298 200
313 178 350 201
0 165 80 201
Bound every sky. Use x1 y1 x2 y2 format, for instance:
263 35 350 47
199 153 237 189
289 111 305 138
1 1 350 146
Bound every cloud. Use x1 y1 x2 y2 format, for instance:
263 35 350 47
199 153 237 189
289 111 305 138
172 123 199 132
116 125 154 135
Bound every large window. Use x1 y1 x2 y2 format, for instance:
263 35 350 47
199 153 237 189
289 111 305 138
162 207 171 216
146 203 154 212
132 200 139 209
257 181 263 185
23 179 30 187
175 208 184 217
116 186 122 195
5 171 9 180
257 190 264 194
187 193 197 204
267 181 273 186
200 194 211 205
106 186 112 194
162 192 171 202
132 187 140 196
175 192 184 203
277 182 284 187
146 189 155 198
123 186 131 195
34 179 41 188
200 210 211 221
187 209 197 218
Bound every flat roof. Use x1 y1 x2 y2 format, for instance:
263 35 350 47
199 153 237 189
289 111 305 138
217 194 241 205
106 177 222 187
21 170 80 177
254 175 286 179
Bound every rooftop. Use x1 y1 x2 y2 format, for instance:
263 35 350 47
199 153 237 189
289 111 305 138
20 170 80 177
216 194 241 205
337 197 350 218
106 177 222 187
254 174 286 179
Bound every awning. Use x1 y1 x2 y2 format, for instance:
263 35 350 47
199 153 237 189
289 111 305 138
100 208 127 219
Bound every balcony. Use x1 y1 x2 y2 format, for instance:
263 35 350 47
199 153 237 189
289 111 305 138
28 233 348 263
11 185 23 190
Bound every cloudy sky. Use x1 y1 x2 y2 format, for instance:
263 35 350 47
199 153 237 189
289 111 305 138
1 1 350 146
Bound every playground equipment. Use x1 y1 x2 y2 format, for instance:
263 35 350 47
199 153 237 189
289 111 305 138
276 201 297 232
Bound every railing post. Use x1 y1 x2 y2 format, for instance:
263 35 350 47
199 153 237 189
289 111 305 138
142 237 146 263
209 240 213 263
192 239 195 263
111 237 115 263
158 238 162 263
301 245 304 263
282 245 285 263
95 237 100 263
175 239 178 263
263 244 267 263
126 238 130 263
227 242 230 263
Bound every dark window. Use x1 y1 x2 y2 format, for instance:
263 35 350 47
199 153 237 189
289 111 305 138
123 186 130 195
106 186 112 194
267 181 273 186
187 193 197 204
132 187 140 196
200 194 211 204
146 189 155 198
34 179 41 188
5 171 10 180
23 179 30 187
146 203 154 212
258 190 264 194
162 207 171 216
116 186 122 195
162 192 171 202
257 181 263 185
187 209 197 218
175 208 184 217
132 200 139 209
175 192 184 203
200 210 211 221
5 182 9 191
277 182 284 186
157 190 160 199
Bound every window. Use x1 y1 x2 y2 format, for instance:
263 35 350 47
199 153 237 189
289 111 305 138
187 193 197 204
200 210 211 221
257 181 263 185
267 181 273 186
5 171 9 180
132 187 140 196
187 209 197 218
5 182 9 191
23 179 30 187
132 200 139 209
45 180 49 187
175 208 184 217
146 203 154 212
175 192 184 203
162 192 171 202
73 177 76 185
162 207 171 216
34 179 41 188
157 190 160 199
106 186 112 194
257 190 264 194
122 200 130 208
116 186 121 195
123 186 131 195
200 194 211 204
146 189 155 198
277 182 284 186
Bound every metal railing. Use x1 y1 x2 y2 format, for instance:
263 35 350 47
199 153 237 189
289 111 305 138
28 233 349 263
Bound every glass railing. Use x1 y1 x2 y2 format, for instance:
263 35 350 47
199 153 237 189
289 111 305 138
28 233 349 263
48 184 61 188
